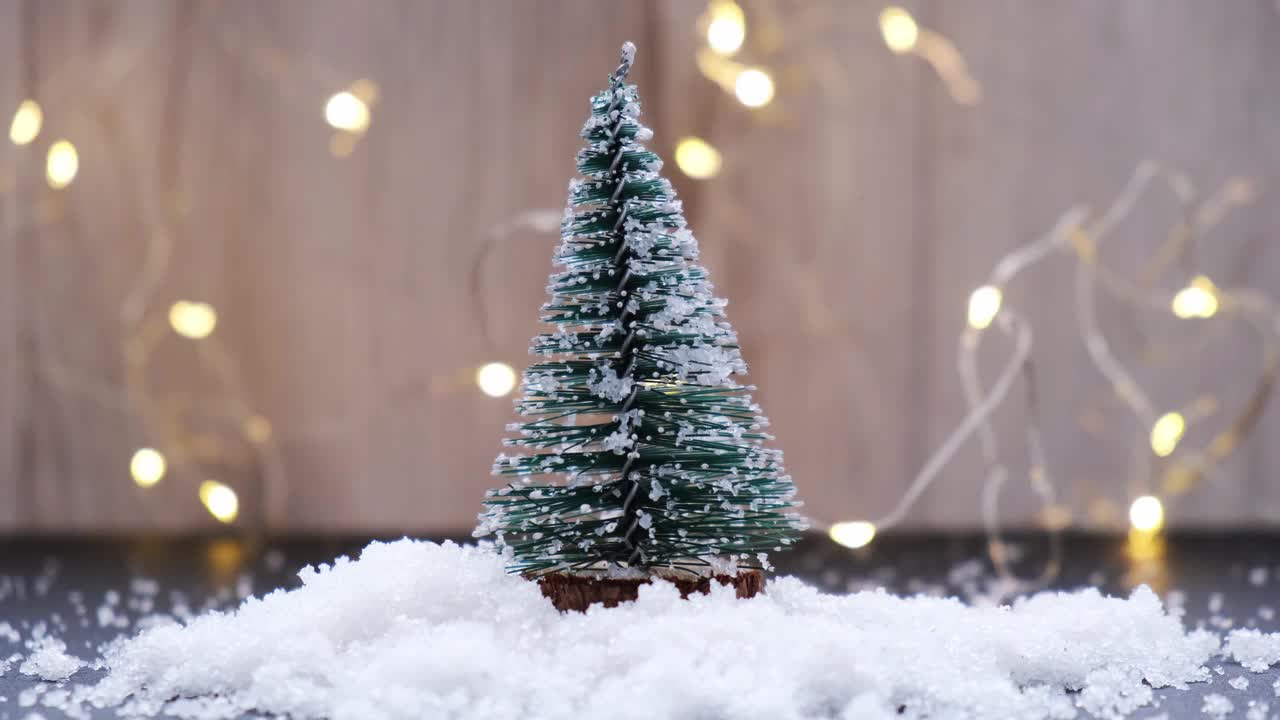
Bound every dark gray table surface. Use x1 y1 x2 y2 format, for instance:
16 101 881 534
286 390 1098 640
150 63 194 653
1 532 1278 718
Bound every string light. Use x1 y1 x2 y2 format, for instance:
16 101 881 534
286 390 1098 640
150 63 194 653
199 480 239 523
168 300 218 339
1171 275 1219 319
674 137 723 180
476 362 517 398
860 166 1274 598
129 448 166 488
875 5 980 105
733 68 774 108
45 140 78 189
966 285 1002 329
878 7 920 54
1149 411 1186 457
828 520 876 549
8 99 41 145
705 1 746 56
1128 495 1164 533
324 91 370 134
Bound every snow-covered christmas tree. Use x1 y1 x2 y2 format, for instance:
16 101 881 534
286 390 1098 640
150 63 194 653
476 43 804 603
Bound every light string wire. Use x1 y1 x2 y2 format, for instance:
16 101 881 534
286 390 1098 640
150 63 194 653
809 162 1272 593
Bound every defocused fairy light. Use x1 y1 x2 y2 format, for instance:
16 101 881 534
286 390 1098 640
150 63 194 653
966 285 1002 330
8 100 42 145
476 362 517 398
879 7 920 54
1128 495 1164 533
829 521 876 549
45 139 78 189
674 137 722 180
168 300 218 339
1171 275 1219 319
1149 411 1186 458
325 91 370 134
733 68 774 108
876 5 980 105
705 1 746 56
129 448 166 488
199 480 239 523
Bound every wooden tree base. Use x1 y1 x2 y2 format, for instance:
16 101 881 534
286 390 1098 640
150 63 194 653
537 569 765 612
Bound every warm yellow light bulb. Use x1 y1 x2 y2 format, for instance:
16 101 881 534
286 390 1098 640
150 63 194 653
674 137 723 180
967 285 1002 329
705 2 746 56
879 6 920 54
45 139 78 189
168 300 218 339
1149 411 1186 457
1171 275 1219 319
9 99 42 145
733 68 775 108
1129 495 1164 533
829 521 876 549
200 480 239 523
325 91 370 134
129 448 166 488
476 362 517 398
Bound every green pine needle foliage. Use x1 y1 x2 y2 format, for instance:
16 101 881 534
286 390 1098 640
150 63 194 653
475 43 805 577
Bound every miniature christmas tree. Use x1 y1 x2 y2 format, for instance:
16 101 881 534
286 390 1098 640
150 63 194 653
475 42 804 607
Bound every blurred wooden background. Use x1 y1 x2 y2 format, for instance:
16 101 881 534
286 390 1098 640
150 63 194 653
2 0 1279 533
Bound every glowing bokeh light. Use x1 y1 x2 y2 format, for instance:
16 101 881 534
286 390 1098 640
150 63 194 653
199 480 239 523
706 2 746 56
966 285 1002 330
9 99 42 145
476 362 518 398
129 448 166 488
1171 275 1219 319
1149 412 1186 457
674 137 723 180
1128 495 1164 533
829 521 876 549
168 300 218 339
45 139 78 189
733 68 775 108
325 91 371 134
879 7 920 54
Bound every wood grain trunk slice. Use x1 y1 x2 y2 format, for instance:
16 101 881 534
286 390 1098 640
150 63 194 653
537 569 765 612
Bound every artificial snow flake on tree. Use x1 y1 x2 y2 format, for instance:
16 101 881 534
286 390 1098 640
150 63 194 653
474 42 805 586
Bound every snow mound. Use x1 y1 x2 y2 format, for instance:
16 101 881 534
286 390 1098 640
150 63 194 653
35 540 1223 719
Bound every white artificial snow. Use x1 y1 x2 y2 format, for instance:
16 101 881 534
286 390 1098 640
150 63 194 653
18 635 84 682
1229 674 1250 690
1201 693 1234 718
1249 567 1269 587
1225 629 1280 671
129 577 160 596
0 539 1229 720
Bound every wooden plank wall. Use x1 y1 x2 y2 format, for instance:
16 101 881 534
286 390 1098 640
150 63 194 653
1 0 1277 533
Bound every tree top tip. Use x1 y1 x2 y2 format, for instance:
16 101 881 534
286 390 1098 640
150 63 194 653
613 42 637 84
